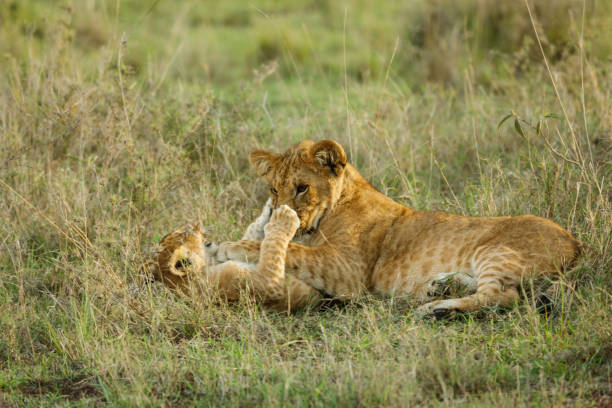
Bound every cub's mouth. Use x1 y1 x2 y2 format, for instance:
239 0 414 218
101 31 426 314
296 207 327 237
174 258 192 270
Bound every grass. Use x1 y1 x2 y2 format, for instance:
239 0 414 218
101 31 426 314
1 0 611 406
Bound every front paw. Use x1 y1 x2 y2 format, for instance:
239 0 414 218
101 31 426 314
256 198 275 225
266 205 300 235
263 198 274 219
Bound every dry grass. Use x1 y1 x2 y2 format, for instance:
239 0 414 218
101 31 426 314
1 0 610 406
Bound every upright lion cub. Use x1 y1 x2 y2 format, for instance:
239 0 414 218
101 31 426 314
217 139 581 317
143 204 321 312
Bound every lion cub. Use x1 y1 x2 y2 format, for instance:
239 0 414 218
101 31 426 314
142 203 320 312
218 139 581 317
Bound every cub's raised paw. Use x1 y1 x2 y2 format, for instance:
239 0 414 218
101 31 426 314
254 198 275 226
268 205 300 234
262 198 275 220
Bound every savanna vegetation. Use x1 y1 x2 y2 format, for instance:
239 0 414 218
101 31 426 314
0 0 610 406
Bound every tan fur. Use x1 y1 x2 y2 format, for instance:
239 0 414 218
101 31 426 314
217 139 581 316
143 205 321 312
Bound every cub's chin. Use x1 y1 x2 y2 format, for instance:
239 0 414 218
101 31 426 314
295 226 314 238
296 207 327 237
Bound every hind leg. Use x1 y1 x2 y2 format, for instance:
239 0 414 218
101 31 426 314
418 284 520 317
417 247 524 317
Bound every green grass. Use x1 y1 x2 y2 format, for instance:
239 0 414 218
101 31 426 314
1 0 611 406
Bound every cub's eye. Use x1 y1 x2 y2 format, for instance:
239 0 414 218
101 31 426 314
205 242 212 247
296 184 309 195
271 187 278 195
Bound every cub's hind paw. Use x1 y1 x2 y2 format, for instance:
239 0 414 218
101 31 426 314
415 299 461 320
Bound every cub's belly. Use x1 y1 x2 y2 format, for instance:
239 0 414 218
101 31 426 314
369 254 476 300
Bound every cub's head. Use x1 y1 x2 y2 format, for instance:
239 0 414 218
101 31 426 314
142 223 217 292
249 139 347 235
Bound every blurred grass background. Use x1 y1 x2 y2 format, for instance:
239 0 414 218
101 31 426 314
0 0 611 406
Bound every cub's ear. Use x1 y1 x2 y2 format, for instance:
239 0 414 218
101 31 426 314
249 150 277 179
310 140 347 177
140 258 162 281
191 223 202 235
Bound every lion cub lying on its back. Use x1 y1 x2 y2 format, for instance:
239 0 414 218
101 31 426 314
142 203 321 312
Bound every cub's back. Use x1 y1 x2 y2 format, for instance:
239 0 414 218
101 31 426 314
378 211 579 275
